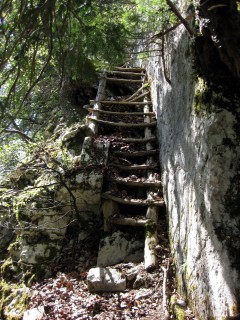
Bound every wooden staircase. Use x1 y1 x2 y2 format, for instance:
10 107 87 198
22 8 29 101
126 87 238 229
87 67 164 271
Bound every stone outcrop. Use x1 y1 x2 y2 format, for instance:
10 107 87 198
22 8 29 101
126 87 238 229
97 231 144 267
139 15 240 319
23 307 45 320
87 267 126 292
0 124 110 275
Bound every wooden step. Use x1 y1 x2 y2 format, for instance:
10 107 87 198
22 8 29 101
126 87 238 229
89 100 152 106
88 117 157 128
107 71 145 77
109 216 150 227
102 192 164 206
113 150 158 157
113 67 145 72
108 177 162 187
106 77 143 84
113 136 157 143
87 108 155 116
111 163 158 171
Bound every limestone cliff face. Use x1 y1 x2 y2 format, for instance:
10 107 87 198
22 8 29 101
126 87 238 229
141 24 240 319
0 123 109 277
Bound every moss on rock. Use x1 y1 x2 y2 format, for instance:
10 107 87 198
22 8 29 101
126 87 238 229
0 279 29 320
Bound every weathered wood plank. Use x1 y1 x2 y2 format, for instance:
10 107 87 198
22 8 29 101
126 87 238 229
113 149 158 157
131 91 150 102
108 177 162 187
113 67 145 72
107 71 145 77
87 108 155 116
88 117 157 128
89 100 152 105
109 216 150 227
111 163 158 171
105 77 143 83
123 84 149 102
113 136 157 143
102 192 165 206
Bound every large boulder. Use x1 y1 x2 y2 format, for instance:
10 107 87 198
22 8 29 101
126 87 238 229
23 307 45 320
97 231 144 267
87 267 126 292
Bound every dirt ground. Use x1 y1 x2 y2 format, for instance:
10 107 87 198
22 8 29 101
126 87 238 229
27 218 195 320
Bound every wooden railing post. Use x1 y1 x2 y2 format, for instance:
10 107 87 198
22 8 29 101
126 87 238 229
88 76 106 135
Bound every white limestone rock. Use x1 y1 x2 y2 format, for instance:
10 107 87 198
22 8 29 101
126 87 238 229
97 231 144 267
126 266 140 281
87 267 126 292
20 243 60 264
23 307 45 320
139 25 240 319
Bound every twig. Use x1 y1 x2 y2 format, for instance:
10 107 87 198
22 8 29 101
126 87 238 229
49 167 81 221
148 13 195 43
161 259 170 320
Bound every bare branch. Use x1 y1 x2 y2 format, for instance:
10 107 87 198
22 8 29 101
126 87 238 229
3 128 34 143
166 0 195 36
148 13 195 43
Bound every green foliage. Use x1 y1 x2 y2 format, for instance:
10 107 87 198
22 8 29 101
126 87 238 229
0 0 133 143
134 0 177 36
0 0 178 176
0 139 26 181
194 77 207 114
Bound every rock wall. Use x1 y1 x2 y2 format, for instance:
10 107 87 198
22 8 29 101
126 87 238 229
140 24 240 318
0 122 109 277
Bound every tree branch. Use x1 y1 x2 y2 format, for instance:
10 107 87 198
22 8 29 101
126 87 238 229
148 13 195 43
166 0 195 36
3 129 34 143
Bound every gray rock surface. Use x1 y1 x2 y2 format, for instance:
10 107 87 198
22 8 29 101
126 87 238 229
87 267 126 292
16 137 109 270
136 19 240 319
126 266 139 281
23 307 45 320
133 274 146 289
97 231 144 267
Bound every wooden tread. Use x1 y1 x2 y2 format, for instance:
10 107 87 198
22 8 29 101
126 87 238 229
87 108 155 116
88 117 157 128
106 77 143 84
108 177 162 187
102 192 164 206
111 163 158 171
113 136 157 143
107 71 145 77
113 150 158 157
113 67 145 72
89 100 152 106
109 216 150 227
